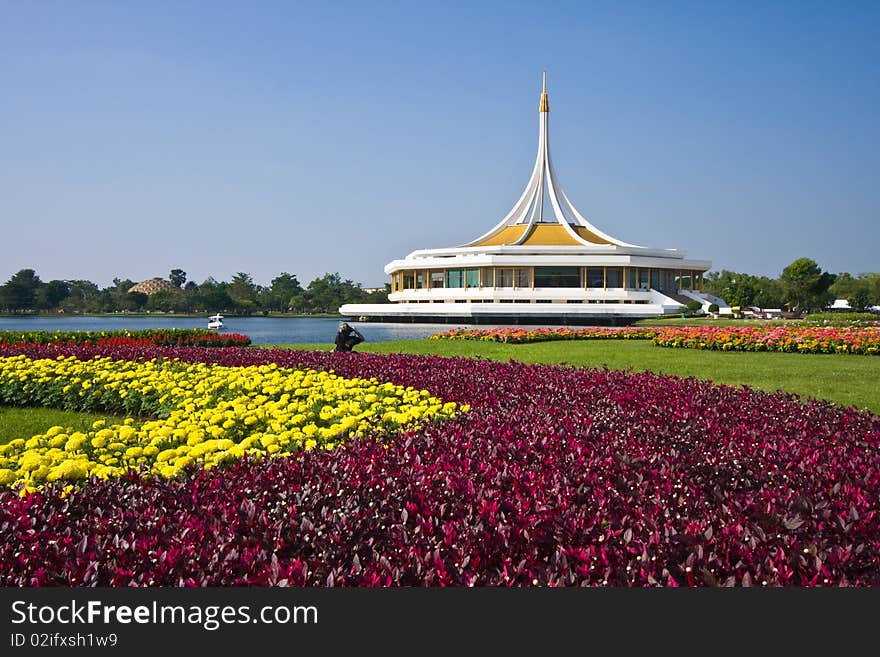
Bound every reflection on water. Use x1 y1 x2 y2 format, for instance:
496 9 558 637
0 316 553 345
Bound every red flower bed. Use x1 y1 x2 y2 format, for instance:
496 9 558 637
0 329 250 349
1 344 879 586
653 326 880 355
88 335 252 349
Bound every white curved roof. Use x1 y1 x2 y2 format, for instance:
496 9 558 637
464 72 641 250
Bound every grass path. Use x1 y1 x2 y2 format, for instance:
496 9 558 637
0 406 126 445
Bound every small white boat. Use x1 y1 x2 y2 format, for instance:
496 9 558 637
207 314 224 330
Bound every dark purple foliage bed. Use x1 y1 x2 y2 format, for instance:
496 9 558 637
2 345 879 586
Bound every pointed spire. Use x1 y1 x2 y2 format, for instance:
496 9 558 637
539 71 549 113
465 74 640 248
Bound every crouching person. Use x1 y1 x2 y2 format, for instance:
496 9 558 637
334 322 365 352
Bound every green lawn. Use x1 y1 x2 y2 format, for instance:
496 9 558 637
0 406 125 445
270 340 880 414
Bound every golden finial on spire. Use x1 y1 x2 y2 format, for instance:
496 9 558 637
539 71 549 113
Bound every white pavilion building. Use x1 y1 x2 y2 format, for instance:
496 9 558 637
341 75 725 324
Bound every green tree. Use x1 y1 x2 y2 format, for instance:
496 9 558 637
830 272 857 299
107 279 140 311
706 270 790 310
174 281 199 313
196 278 233 313
751 276 784 309
0 269 43 310
62 280 101 312
848 289 871 312
288 291 311 313
306 272 364 313
127 291 148 310
780 258 834 312
362 284 391 304
704 270 735 298
229 272 260 314
35 280 71 310
866 274 880 307
169 269 187 288
268 272 303 312
704 270 757 307
831 273 879 311
95 288 117 313
145 289 179 312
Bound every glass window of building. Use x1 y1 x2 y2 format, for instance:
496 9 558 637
605 268 623 288
638 269 650 289
481 268 494 287
651 269 661 290
446 269 464 288
465 269 480 288
654 270 672 291
496 268 514 287
416 272 425 289
403 272 415 289
534 267 581 288
586 268 604 288
515 268 531 288
431 271 445 288
627 268 638 289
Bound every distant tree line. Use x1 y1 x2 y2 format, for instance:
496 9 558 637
2 258 878 315
704 257 880 313
0 268 390 315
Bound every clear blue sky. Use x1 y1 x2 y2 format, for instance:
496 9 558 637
2 1 878 288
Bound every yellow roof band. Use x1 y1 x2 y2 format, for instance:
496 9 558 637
470 225 527 246
571 226 612 245
471 224 611 247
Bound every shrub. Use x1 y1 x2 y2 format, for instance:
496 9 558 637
801 312 880 325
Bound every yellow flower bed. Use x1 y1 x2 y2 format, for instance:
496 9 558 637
0 355 463 493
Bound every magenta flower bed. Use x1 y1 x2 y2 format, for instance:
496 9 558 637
431 326 658 343
653 326 880 355
2 344 879 586
431 325 880 354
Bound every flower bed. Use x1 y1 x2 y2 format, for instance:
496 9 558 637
430 325 880 355
430 326 658 343
652 326 880 355
0 329 251 348
1 343 878 586
0 354 458 493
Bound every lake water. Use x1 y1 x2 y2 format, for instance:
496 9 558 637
0 316 523 345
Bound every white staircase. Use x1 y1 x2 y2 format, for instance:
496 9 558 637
679 289 731 314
